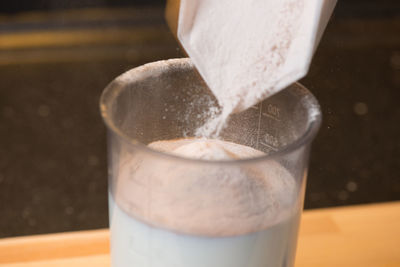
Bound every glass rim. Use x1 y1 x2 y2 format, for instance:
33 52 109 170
100 58 322 165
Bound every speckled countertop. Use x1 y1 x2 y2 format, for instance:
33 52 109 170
0 3 399 238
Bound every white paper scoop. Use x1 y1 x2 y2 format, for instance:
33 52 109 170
174 0 337 113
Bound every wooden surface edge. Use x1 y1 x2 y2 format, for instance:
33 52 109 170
0 254 110 267
0 229 109 264
1 201 399 267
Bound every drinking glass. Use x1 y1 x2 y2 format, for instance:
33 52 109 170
100 58 322 267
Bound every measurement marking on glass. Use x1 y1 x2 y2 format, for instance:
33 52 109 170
256 102 263 149
259 141 278 151
263 133 279 147
262 112 281 122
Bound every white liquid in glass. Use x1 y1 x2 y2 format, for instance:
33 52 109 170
109 193 300 267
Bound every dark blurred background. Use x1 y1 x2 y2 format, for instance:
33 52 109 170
0 0 399 238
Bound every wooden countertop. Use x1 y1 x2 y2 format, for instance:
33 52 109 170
1 202 399 267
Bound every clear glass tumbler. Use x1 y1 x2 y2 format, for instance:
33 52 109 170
100 58 322 267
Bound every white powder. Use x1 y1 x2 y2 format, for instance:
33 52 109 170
114 138 296 236
178 0 306 137
110 0 335 240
